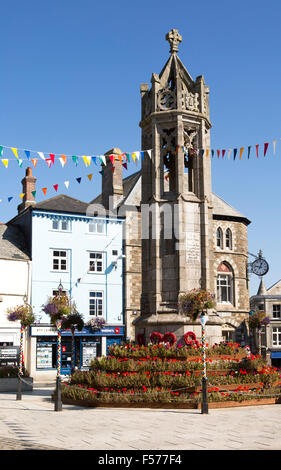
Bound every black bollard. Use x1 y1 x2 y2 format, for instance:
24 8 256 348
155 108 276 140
16 375 22 401
55 375 62 412
201 376 208 414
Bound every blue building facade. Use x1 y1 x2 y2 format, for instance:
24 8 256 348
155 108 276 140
9 193 125 378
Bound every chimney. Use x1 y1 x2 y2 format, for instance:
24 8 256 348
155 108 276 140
102 148 123 210
17 166 37 214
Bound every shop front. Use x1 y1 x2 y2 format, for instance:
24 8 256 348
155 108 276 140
28 324 124 380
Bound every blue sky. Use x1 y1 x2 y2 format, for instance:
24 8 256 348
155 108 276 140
0 0 281 296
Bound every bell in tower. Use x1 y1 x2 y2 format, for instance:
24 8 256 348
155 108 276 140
136 29 223 344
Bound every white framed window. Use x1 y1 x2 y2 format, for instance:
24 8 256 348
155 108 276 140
272 327 281 346
52 250 68 271
89 252 104 273
273 305 281 319
89 291 103 316
216 227 223 248
216 262 234 304
225 228 232 250
88 221 105 234
52 219 70 231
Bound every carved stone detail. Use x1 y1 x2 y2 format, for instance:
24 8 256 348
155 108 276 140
157 87 177 111
182 83 199 112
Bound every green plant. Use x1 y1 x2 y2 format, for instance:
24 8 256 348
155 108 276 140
178 289 215 320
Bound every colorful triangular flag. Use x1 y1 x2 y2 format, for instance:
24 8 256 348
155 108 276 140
31 159 38 168
53 184 58 192
38 152 45 160
64 181 70 189
24 150 30 160
239 147 244 160
19 193 25 199
264 142 269 157
76 177 81 184
31 191 36 199
8 196 13 202
11 148 19 159
42 188 47 195
87 174 93 181
2 159 8 168
72 156 78 166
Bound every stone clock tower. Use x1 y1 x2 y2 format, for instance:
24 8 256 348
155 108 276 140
136 29 223 343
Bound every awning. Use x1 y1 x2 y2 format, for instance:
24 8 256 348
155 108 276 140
271 351 281 359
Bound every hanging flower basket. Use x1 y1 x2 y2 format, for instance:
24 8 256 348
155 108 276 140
87 317 106 331
42 293 73 325
178 289 215 321
7 304 35 327
62 312 84 332
150 332 163 344
184 331 199 347
163 331 177 345
248 310 270 330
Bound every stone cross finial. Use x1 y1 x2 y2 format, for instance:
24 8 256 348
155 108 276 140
166 29 182 54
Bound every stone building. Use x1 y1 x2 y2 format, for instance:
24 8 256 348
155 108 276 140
250 278 281 366
91 29 251 347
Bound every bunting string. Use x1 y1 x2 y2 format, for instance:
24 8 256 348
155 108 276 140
0 135 279 169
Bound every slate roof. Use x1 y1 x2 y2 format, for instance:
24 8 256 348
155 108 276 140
0 224 30 261
34 194 89 215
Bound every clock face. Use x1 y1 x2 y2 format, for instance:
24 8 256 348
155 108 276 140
252 258 269 276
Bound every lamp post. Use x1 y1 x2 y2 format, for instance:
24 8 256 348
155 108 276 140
200 313 208 414
55 281 63 412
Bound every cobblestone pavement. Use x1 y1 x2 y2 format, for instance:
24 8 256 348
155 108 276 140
0 385 281 450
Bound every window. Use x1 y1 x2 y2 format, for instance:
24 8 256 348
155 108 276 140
273 305 281 319
52 219 70 231
52 289 67 296
89 292 103 316
272 327 281 346
89 252 104 273
217 262 234 304
225 228 232 250
52 250 67 271
88 221 105 234
216 227 223 248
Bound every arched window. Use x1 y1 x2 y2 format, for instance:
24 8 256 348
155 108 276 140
217 262 234 304
216 227 223 248
225 228 232 250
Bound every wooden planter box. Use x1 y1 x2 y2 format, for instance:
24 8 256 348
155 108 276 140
188 381 281 393
0 377 33 392
206 398 279 409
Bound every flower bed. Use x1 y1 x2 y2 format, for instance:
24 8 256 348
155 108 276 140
60 342 281 408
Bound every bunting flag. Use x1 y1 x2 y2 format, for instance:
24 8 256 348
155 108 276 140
222 149 226 158
122 162 127 170
53 184 58 192
45 159 52 168
206 149 210 157
211 150 214 158
109 154 115 165
92 156 97 165
99 169 104 176
72 156 78 166
217 150 220 158
227 149 232 159
117 155 123 164
2 159 8 168
17 159 23 167
49 154 55 165
87 174 93 181
8 197 13 202
233 149 238 160
256 144 259 158
0 146 3 156
273 140 277 155
24 150 30 160
98 155 106 166
11 148 19 159
38 152 45 160
239 147 244 160
247 146 251 159
42 188 47 195
31 191 36 199
31 159 38 168
64 181 70 189
19 193 25 199
76 177 81 184
264 142 269 157
59 156 66 167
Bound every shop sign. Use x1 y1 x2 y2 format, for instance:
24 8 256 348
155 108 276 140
0 346 19 366
30 325 57 337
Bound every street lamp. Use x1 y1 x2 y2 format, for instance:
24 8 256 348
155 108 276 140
55 280 63 412
199 313 208 414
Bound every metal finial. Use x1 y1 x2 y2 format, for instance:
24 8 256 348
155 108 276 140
166 29 182 54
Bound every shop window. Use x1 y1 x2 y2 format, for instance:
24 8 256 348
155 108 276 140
89 291 103 316
89 252 104 273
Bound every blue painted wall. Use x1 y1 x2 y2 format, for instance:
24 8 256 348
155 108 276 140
30 210 124 326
